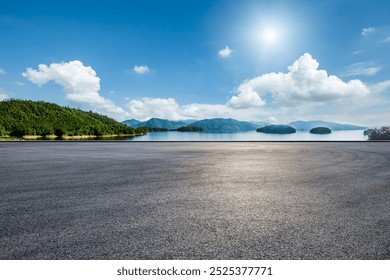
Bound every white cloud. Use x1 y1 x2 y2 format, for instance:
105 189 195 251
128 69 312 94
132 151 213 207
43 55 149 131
230 53 369 106
127 97 181 120
370 80 390 94
382 36 390 43
353 50 363 55
122 53 374 123
342 62 381 77
15 81 25 87
227 83 265 108
180 103 233 120
0 68 6 75
22 60 125 115
267 117 278 123
133 65 150 75
362 27 375 37
0 93 8 101
218 46 233 58
126 97 235 121
0 89 9 101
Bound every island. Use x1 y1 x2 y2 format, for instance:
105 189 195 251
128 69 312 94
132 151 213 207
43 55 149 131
310 127 332 134
0 99 146 139
257 125 296 134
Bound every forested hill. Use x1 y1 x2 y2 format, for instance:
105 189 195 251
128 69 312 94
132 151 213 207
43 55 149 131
0 99 146 137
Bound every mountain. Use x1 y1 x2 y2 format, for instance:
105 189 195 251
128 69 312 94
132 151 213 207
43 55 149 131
0 99 145 137
122 119 141 127
190 118 258 132
181 119 199 125
288 120 366 131
251 121 271 127
122 118 187 130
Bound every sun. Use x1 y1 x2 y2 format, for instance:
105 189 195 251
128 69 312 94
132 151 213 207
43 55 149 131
262 28 278 44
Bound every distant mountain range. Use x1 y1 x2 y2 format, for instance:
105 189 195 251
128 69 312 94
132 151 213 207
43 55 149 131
122 118 367 132
122 118 259 132
288 121 366 131
123 118 187 130
122 119 142 128
190 118 258 132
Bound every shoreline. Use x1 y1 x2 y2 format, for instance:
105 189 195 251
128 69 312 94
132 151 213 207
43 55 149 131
1 133 146 141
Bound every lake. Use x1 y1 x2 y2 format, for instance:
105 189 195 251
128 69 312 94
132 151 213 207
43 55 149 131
122 130 368 141
31 129 368 141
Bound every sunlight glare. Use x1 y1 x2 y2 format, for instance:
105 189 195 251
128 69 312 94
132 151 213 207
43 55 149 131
262 28 278 44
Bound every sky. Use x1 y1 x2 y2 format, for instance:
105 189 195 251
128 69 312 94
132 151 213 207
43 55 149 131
1 0 390 126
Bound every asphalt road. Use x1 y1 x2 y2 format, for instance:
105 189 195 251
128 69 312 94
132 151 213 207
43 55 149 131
1 142 389 259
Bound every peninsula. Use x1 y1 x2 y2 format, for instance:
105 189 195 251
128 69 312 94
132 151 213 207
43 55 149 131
0 99 146 139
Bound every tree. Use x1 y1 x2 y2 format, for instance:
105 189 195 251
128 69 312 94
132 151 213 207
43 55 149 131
0 125 8 136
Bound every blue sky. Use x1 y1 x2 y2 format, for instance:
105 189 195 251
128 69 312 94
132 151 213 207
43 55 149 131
1 0 390 126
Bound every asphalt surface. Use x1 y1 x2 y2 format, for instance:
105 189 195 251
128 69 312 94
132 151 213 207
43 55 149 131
0 142 389 260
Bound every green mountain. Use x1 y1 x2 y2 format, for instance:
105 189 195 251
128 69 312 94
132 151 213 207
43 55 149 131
190 118 258 132
123 118 187 130
0 99 146 137
122 119 141 127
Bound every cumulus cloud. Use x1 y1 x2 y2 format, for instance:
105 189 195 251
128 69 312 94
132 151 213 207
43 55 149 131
229 53 369 107
127 97 181 120
362 27 375 37
133 65 150 75
123 53 372 122
218 46 233 58
180 103 233 120
126 97 235 121
0 68 5 75
342 62 381 77
227 83 265 108
22 60 125 115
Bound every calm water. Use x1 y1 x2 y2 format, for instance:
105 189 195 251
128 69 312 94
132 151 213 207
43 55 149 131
32 130 368 141
124 130 368 141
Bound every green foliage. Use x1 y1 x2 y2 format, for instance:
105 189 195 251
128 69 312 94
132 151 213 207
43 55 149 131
309 127 332 134
0 125 9 136
257 125 296 134
367 127 390 140
0 99 145 137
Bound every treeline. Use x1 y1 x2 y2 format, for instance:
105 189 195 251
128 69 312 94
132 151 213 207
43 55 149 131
366 127 390 140
0 99 147 137
176 126 203 132
137 126 203 132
